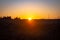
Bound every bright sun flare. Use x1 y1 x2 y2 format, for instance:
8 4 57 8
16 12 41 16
28 18 32 21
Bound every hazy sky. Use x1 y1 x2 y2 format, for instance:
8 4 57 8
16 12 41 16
0 0 60 19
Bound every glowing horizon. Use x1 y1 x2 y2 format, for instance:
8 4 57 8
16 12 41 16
0 0 59 19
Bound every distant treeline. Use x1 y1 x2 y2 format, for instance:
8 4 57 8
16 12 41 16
0 16 22 40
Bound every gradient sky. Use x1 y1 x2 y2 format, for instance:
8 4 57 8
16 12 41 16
0 0 60 19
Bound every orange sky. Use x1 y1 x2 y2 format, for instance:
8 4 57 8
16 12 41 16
0 0 59 19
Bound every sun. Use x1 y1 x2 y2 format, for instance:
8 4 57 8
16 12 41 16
28 18 32 21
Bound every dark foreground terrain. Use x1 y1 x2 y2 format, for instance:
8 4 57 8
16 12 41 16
0 17 60 40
